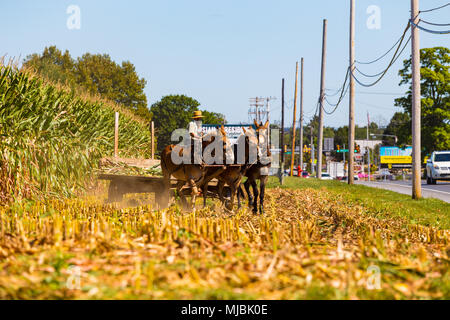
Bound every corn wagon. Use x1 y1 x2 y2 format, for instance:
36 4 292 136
98 170 233 206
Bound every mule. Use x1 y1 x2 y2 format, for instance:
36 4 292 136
160 126 229 210
202 130 257 211
240 120 271 214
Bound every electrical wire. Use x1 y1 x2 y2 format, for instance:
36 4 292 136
355 30 405 65
324 82 350 115
355 22 410 65
354 66 387 78
325 88 343 97
419 2 450 13
350 34 411 87
420 19 450 27
410 19 450 34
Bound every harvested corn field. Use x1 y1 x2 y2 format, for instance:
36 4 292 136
1 184 449 300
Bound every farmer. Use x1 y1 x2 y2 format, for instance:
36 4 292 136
188 110 204 164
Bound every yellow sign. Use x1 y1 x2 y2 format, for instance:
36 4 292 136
380 156 412 164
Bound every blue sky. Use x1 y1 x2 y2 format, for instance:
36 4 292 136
1 0 449 128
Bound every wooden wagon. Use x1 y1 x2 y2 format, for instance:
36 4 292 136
98 173 232 206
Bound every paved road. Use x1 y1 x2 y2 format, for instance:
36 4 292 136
355 180 450 203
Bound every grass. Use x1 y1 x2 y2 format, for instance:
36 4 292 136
267 176 450 230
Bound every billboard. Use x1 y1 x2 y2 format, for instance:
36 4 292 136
380 146 412 164
202 124 255 145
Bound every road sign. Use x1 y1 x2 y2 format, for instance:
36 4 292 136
336 149 359 153
323 138 334 151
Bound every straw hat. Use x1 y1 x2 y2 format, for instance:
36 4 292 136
192 110 204 119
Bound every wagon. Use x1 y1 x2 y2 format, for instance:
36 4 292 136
98 172 232 206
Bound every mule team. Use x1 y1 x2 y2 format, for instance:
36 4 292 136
160 118 271 214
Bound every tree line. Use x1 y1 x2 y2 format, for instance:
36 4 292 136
24 46 448 157
23 46 225 154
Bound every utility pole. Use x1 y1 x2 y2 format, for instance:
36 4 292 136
299 58 304 172
114 112 119 158
348 0 356 184
249 97 272 124
317 19 327 178
290 62 299 176
280 78 285 184
311 125 315 175
411 0 422 199
151 121 155 160
367 112 370 181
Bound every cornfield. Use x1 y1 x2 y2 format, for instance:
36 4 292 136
0 187 448 299
0 62 151 202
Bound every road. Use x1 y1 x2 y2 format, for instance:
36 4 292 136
355 180 450 203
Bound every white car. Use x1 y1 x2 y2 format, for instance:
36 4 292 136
320 173 333 180
426 151 450 184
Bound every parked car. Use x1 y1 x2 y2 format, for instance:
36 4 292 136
320 172 333 180
426 150 450 184
284 169 298 176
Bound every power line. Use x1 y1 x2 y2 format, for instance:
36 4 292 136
350 34 411 87
419 2 450 13
355 28 406 65
324 82 350 115
420 19 450 27
356 100 402 111
354 66 386 78
409 19 450 34
323 67 350 113
356 91 404 96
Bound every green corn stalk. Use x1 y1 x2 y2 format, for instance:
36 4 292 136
0 63 152 202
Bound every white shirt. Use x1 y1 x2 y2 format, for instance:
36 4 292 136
188 120 203 139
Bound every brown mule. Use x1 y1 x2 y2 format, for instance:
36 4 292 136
202 126 259 211
240 120 271 214
160 126 228 210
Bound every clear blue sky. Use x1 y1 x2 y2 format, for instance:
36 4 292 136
1 0 449 128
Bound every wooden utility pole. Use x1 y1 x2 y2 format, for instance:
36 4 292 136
114 112 119 158
299 58 304 172
411 0 422 199
280 78 285 184
317 19 327 178
290 62 299 177
281 79 285 166
151 121 155 160
348 0 356 184
367 112 371 181
311 125 315 175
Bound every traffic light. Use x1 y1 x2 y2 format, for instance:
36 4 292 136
284 145 287 153
355 144 361 153
337 145 340 151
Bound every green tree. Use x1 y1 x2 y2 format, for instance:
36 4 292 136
75 53 149 119
23 46 151 121
201 110 225 125
23 46 76 87
384 111 411 146
395 47 450 156
150 95 224 153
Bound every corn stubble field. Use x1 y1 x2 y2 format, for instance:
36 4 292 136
1 63 449 300
1 184 449 300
